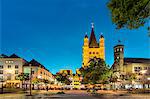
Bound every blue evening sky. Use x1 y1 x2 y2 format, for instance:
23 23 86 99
1 0 150 74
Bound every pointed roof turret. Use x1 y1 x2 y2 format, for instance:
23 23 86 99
89 23 99 48
84 32 88 38
100 32 104 38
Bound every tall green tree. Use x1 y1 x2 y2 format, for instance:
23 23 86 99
80 58 111 85
107 0 150 29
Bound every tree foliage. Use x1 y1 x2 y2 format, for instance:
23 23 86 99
55 72 71 85
80 58 111 84
32 78 41 84
16 73 29 81
107 0 150 29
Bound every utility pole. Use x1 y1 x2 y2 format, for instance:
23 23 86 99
29 64 32 96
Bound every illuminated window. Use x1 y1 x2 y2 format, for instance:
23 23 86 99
117 48 119 51
6 61 13 64
9 61 13 64
120 48 122 51
117 56 120 59
6 61 9 64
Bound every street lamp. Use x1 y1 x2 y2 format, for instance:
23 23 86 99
29 64 32 96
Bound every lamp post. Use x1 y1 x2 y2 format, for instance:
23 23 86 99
0 76 4 94
29 64 32 96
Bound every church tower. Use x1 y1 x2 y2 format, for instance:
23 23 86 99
82 23 105 67
113 43 124 72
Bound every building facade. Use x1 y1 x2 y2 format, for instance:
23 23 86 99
0 54 26 87
112 44 150 89
23 59 55 82
0 54 59 88
82 23 105 67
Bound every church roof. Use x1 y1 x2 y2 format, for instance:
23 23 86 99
124 58 150 64
89 26 99 48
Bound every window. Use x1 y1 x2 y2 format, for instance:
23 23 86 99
15 70 18 74
117 56 120 59
7 74 11 80
0 65 3 69
96 52 99 54
89 52 91 54
8 65 11 68
0 70 3 74
117 48 119 51
144 67 148 70
120 48 122 51
6 61 9 64
9 61 13 64
134 66 141 72
6 61 13 64
93 52 95 54
15 65 19 69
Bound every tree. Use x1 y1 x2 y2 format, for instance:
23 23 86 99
125 73 137 88
16 73 29 89
107 0 150 29
80 58 111 86
109 71 119 90
55 72 71 85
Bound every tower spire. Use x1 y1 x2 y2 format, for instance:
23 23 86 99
100 32 104 38
91 22 94 28
89 23 98 48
